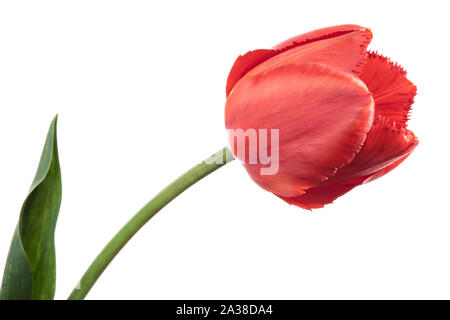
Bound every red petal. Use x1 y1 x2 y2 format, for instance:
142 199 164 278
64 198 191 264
363 154 409 184
226 25 372 97
280 154 412 210
225 63 374 198
280 177 365 210
281 116 418 209
359 52 417 127
226 49 278 97
274 24 371 51
332 116 418 181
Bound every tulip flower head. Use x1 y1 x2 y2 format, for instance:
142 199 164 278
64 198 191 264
225 25 418 209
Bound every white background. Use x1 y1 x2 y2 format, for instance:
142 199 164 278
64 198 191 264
0 0 448 300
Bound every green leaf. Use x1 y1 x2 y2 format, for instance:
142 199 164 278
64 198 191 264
0 116 62 300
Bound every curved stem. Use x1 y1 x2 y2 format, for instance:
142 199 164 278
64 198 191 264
68 147 234 300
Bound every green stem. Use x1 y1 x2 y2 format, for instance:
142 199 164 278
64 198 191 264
68 147 234 300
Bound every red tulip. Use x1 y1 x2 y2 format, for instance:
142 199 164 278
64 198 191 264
225 24 418 209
